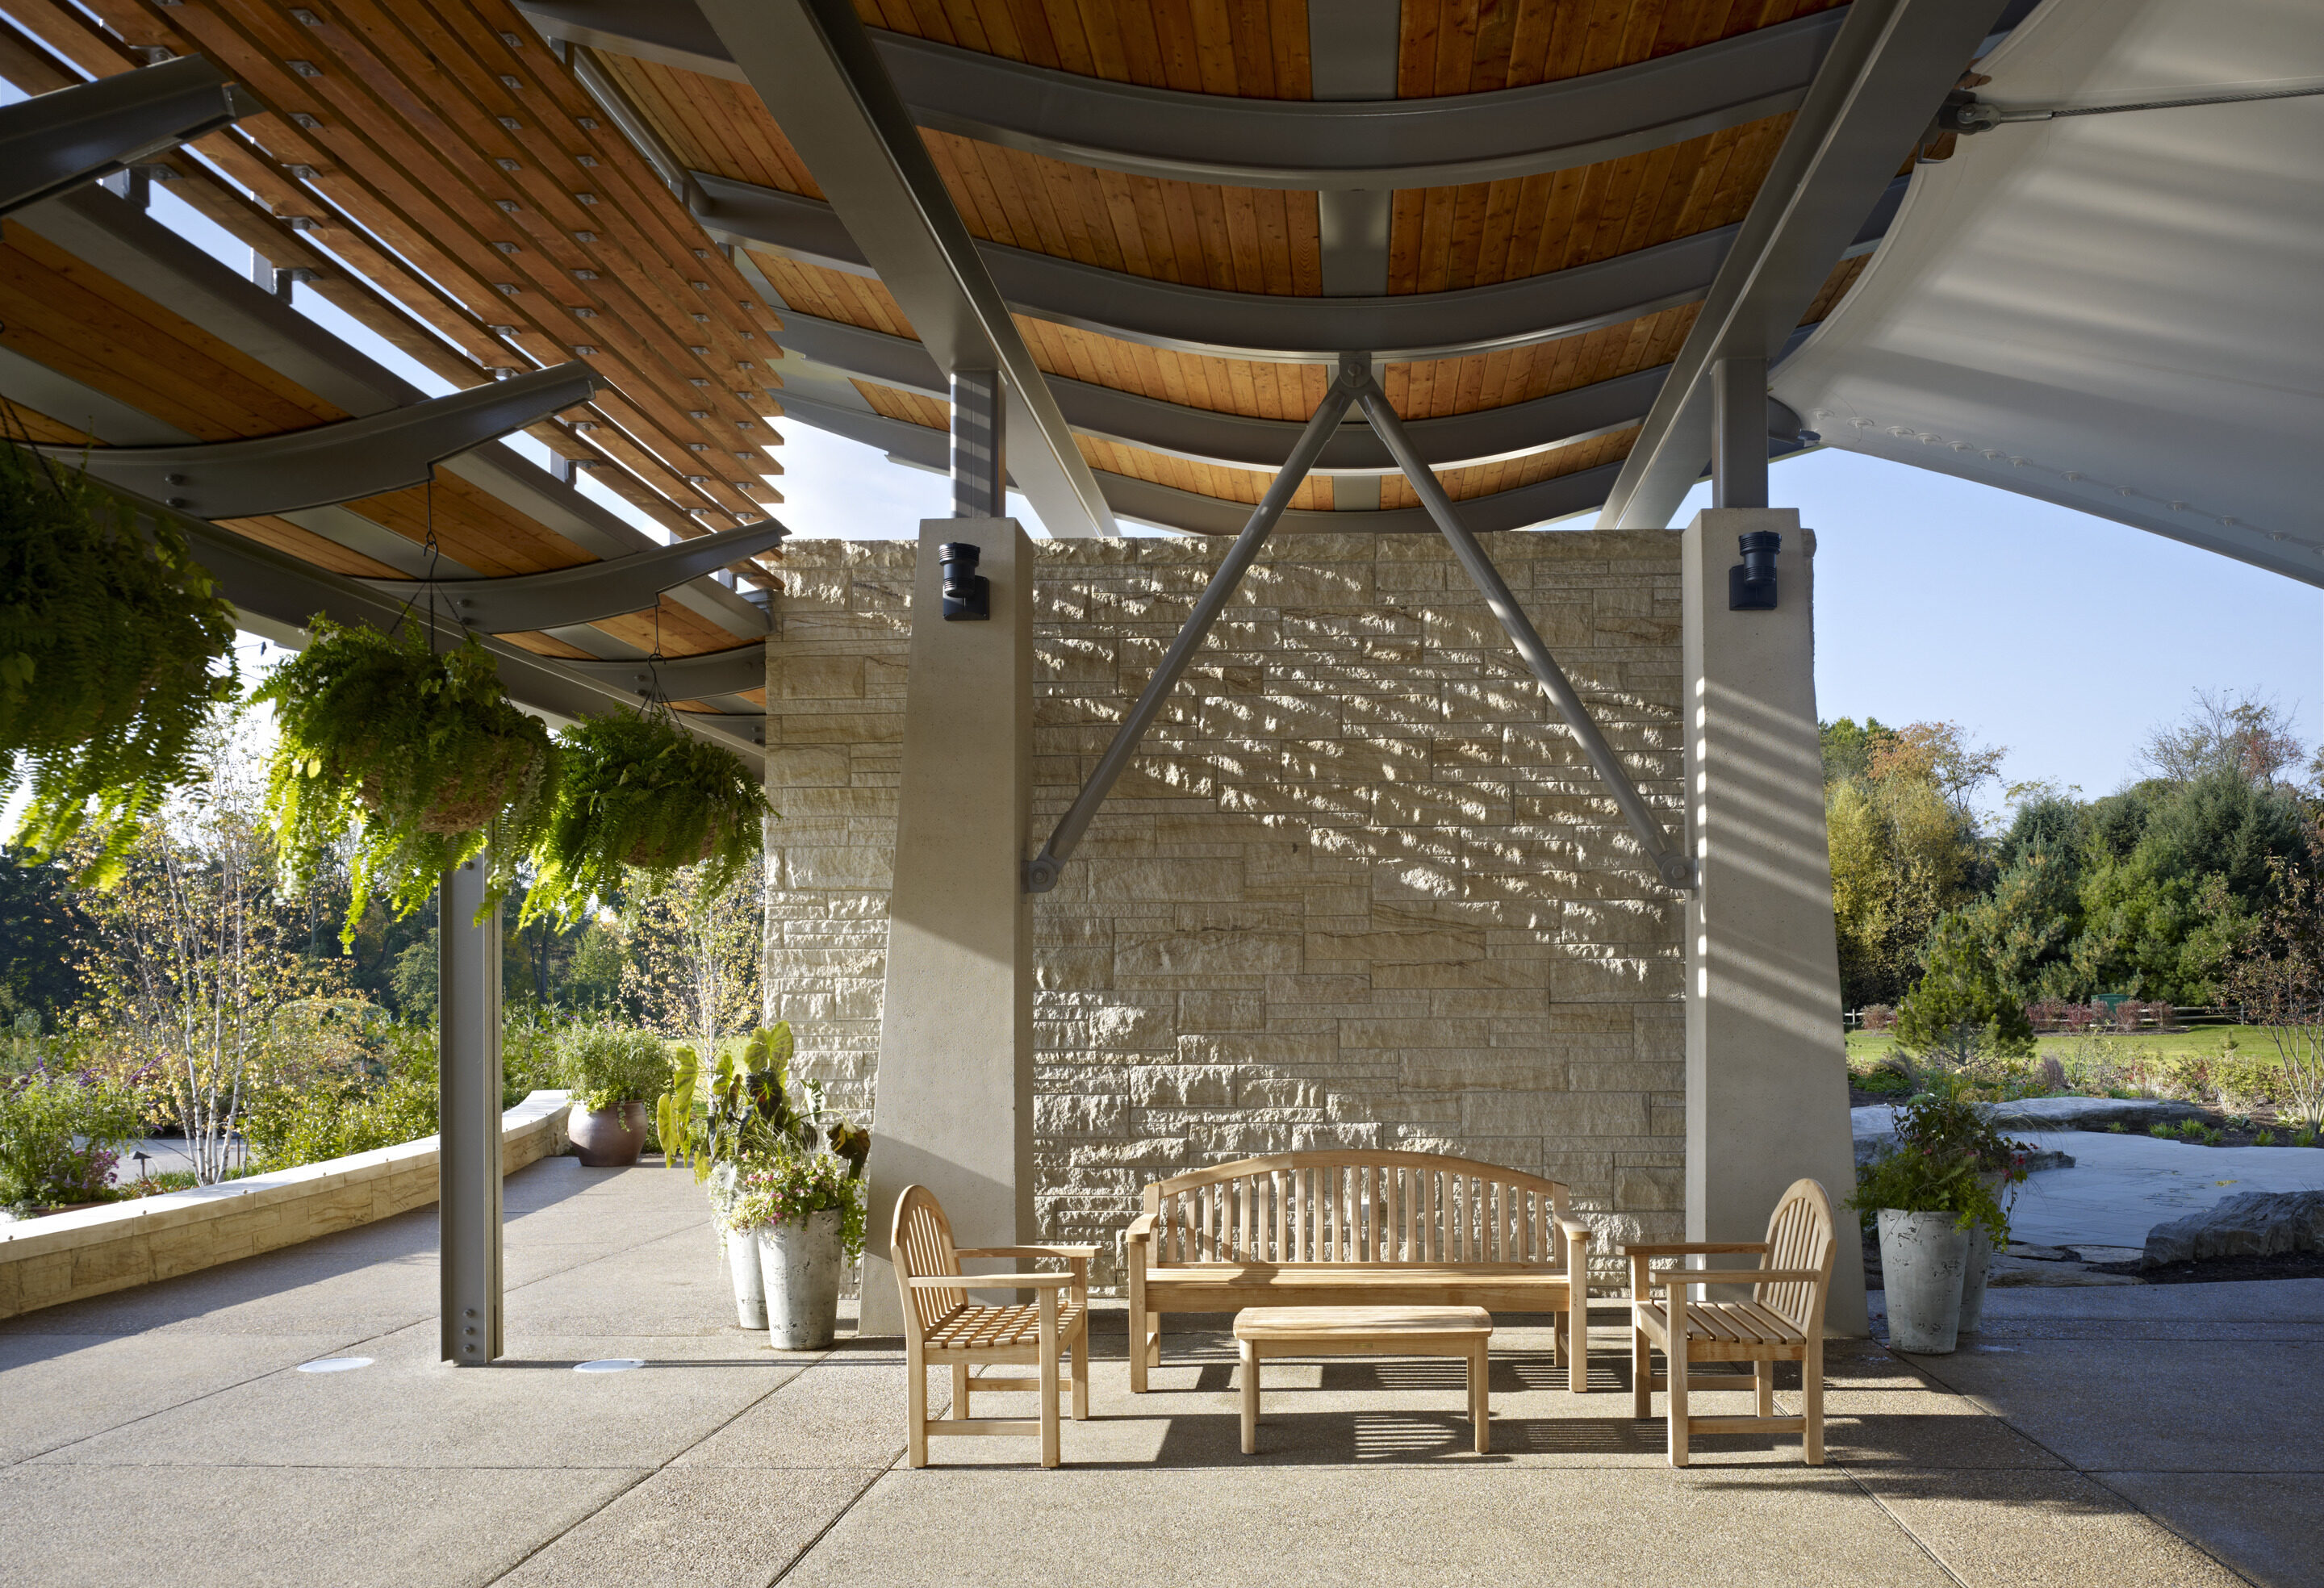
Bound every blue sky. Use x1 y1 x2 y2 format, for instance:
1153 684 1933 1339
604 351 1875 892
94 181 2324 809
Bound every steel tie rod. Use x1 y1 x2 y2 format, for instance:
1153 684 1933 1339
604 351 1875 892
1352 370 1695 890
1022 361 1361 892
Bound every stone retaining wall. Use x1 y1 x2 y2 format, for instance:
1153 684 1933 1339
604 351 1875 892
763 533 1688 1281
0 1091 572 1318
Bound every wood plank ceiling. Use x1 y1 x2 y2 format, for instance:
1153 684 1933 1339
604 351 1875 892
0 0 788 677
581 0 1875 529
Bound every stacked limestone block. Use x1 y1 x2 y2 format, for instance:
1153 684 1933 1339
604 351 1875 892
763 531 1687 1286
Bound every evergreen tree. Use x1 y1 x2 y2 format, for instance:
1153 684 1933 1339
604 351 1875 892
1893 911 2038 1065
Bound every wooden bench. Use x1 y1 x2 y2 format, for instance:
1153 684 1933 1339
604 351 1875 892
1126 1151 1594 1395
1235 1305 1493 1455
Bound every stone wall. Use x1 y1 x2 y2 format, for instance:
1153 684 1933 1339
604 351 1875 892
762 531 1687 1283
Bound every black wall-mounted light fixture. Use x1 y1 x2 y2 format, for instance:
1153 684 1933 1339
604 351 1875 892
939 541 989 621
1728 530 1780 611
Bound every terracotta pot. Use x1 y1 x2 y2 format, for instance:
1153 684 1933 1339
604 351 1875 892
568 1101 648 1167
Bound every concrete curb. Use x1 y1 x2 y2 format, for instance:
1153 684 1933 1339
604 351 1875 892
0 1089 572 1320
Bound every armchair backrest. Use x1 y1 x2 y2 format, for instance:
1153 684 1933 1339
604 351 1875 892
890 1184 964 1338
1757 1177 1837 1335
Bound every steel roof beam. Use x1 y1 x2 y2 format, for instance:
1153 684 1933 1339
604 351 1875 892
0 56 256 219
1598 0 2014 530
39 364 604 518
520 1 1844 192
780 308 1819 475
355 517 788 632
703 172 1905 363
692 0 1115 537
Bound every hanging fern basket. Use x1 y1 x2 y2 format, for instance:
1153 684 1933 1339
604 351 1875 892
0 441 238 885
253 619 555 942
525 702 775 925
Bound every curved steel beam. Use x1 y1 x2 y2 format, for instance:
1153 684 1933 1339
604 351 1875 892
42 364 605 518
705 173 1906 361
0 56 257 218
780 309 1820 474
521 0 1845 191
558 642 770 699
355 517 788 633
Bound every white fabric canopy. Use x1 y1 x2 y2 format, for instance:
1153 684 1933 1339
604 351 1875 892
1771 0 2324 587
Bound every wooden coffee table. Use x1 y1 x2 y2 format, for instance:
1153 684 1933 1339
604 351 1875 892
1233 1305 1494 1454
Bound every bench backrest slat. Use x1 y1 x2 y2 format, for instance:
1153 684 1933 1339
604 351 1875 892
1143 1151 1577 1268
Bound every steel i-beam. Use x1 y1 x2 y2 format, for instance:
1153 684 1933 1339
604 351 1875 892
1022 362 1361 892
439 853 504 1366
0 56 257 218
1352 367 1695 889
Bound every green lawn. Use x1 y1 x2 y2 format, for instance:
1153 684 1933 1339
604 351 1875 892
1845 1026 2273 1066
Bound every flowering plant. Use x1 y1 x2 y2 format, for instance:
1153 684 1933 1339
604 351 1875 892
722 1147 867 1260
1845 1073 2029 1244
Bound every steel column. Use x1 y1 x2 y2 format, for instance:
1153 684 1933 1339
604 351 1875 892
950 368 1005 519
1353 374 1695 889
439 853 504 1367
1023 361 1362 892
1711 356 1770 510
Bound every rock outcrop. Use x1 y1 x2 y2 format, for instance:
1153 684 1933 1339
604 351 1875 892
2142 1190 2324 1268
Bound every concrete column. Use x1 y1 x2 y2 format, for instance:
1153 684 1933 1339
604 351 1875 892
1682 509 1866 1335
858 517 1035 1335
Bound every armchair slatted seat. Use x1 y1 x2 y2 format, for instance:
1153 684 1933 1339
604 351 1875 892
892 1185 1095 1469
1627 1176 1838 1467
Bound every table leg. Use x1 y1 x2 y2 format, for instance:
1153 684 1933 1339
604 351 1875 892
1469 1342 1490 1454
1239 1339 1259 1455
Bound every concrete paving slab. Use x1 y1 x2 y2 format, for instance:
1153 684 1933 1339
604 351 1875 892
0 1331 349 1462
1900 1337 2324 1473
1855 1469 2251 1587
777 1466 1953 1588
675 1352 936 1469
0 1462 636 1588
496 1465 880 1587
2096 1470 2324 1588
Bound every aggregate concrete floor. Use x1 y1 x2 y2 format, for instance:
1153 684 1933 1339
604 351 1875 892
1 1155 2313 1588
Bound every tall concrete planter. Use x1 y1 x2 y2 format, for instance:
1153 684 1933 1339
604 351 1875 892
723 1228 768 1330
758 1208 843 1350
1958 1227 1993 1335
1878 1209 1971 1354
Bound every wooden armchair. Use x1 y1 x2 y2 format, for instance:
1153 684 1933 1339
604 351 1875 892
1626 1177 1838 1467
891 1185 1096 1469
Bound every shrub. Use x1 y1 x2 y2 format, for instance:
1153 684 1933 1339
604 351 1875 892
2159 1055 2215 1102
1895 913 2037 1067
0 1069 143 1210
557 1024 672 1110
2256 1129 2278 1146
242 1071 437 1173
1858 1005 1896 1033
2150 1123 2172 1139
2037 1055 2068 1093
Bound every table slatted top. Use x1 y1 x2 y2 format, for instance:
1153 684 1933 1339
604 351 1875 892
1232 1306 1492 1341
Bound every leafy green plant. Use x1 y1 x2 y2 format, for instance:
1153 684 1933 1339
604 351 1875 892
2255 1129 2278 1147
722 1145 867 1261
1 442 238 886
253 620 554 944
2176 1117 2205 1142
524 704 774 925
2105 1121 2126 1133
2201 1126 2223 1146
2297 1129 2320 1147
0 1068 142 1211
1846 1076 2029 1244
556 1022 672 1110
2150 1122 2174 1139
243 1070 437 1173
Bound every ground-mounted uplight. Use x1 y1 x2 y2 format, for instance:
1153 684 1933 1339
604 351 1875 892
574 1358 643 1373
296 1356 373 1373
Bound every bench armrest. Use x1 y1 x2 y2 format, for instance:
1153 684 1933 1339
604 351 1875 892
1638 1268 1824 1290
906 1272 1076 1289
1554 1217 1593 1243
955 1246 1097 1262
1125 1213 1158 1243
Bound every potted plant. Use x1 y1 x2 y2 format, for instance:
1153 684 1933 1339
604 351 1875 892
523 703 773 926
1849 1076 2029 1353
1 441 238 886
724 1138 868 1350
555 1024 674 1168
658 1023 870 1338
253 619 555 945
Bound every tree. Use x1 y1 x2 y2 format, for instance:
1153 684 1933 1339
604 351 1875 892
1867 720 2008 823
617 855 764 1053
1820 717 1896 786
1825 750 1987 1006
2222 829 2324 1129
2140 688 2305 788
0 846 89 1026
73 710 341 1182
1893 911 2038 1068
